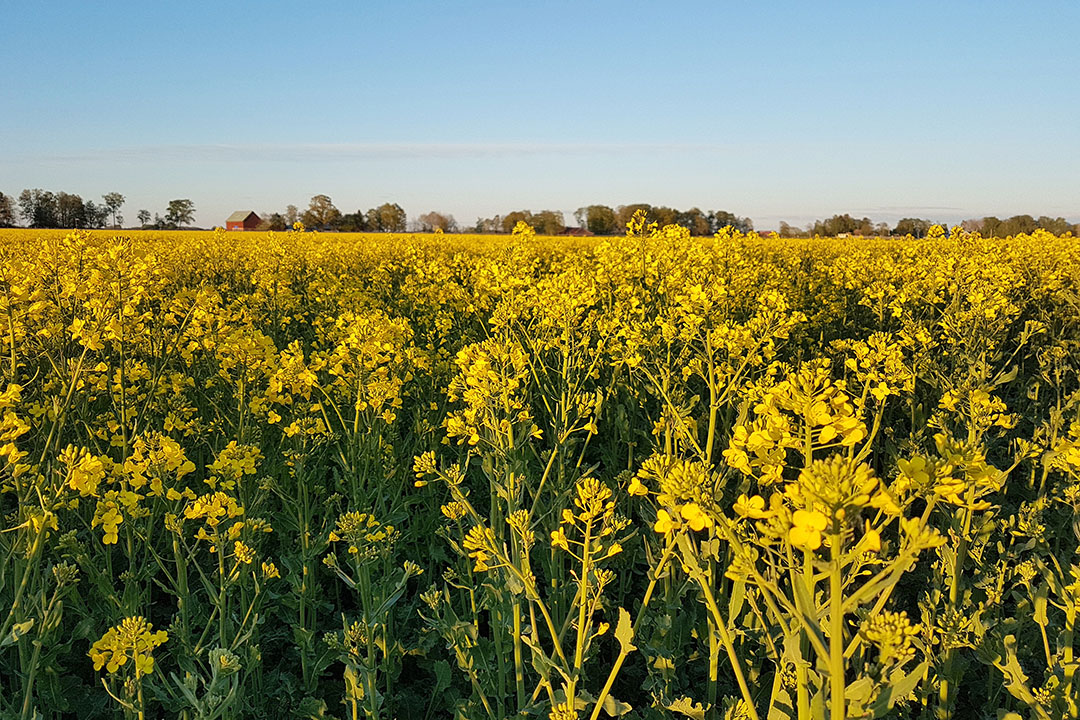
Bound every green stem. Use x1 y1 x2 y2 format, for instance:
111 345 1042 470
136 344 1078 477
0 523 47 643
829 528 845 720
939 505 972 719
587 540 676 720
567 517 593 710
514 600 525 712
359 565 380 720
697 574 761 720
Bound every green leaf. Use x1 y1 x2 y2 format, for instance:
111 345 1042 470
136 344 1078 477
296 695 336 719
433 659 452 692
676 534 703 578
869 661 928 718
993 364 1019 387
991 635 1039 707
768 687 795 720
1 619 34 648
293 625 315 650
1033 583 1048 627
522 634 570 685
844 676 874 704
372 577 409 617
810 685 827 720
614 607 636 655
728 578 746 620
504 570 524 596
600 694 632 717
551 687 591 710
168 671 202 708
666 696 708 720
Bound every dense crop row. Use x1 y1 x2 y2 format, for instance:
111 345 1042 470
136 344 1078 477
1 220 1079 719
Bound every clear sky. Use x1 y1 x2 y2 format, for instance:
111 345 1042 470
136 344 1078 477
2 0 1078 230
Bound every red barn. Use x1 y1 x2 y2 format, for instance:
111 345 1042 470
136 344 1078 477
226 211 261 231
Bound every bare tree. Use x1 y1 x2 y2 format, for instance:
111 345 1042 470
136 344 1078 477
102 192 125 228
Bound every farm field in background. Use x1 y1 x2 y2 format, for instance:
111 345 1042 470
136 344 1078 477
1 221 1079 720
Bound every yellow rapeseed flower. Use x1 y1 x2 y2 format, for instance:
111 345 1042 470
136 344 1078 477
790 509 828 551
733 493 771 519
653 509 681 535
679 503 713 532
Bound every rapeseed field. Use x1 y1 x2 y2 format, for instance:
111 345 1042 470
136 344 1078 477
2 218 1078 719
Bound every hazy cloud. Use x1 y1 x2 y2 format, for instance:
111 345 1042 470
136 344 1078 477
863 205 966 213
25 142 732 164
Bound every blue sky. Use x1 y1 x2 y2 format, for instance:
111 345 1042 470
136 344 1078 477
2 1 1078 230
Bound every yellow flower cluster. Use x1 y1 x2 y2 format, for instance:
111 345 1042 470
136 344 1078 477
445 337 537 447
92 489 143 544
124 432 195 496
89 616 168 678
858 610 921 666
61 444 108 497
329 511 397 560
318 309 413 426
207 440 262 491
724 360 866 484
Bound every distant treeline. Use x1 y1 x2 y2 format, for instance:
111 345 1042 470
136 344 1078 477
1 189 1076 237
470 205 754 236
0 189 195 230
257 198 754 236
779 213 1079 238
1 189 123 229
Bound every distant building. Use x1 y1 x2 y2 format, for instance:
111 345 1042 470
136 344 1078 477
561 227 595 237
226 211 261 231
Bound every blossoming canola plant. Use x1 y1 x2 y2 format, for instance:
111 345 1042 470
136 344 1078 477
1 220 1079 719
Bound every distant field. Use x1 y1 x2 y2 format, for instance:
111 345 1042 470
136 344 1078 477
2 223 1079 719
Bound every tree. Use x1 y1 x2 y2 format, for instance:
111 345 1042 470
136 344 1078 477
285 205 299 227
337 212 368 232
0 192 15 227
778 221 805 239
366 203 406 232
1037 216 1071 235
474 215 502 233
587 205 618 235
83 200 109 229
531 210 565 235
809 214 873 237
575 205 617 235
500 210 533 234
102 192 125 228
892 218 932 238
18 189 58 228
709 211 753 234
137 209 151 227
301 195 341 230
999 214 1037 236
676 207 710 235
165 199 196 228
265 213 288 231
651 206 677 228
417 211 456 233
573 207 586 229
56 192 87 228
